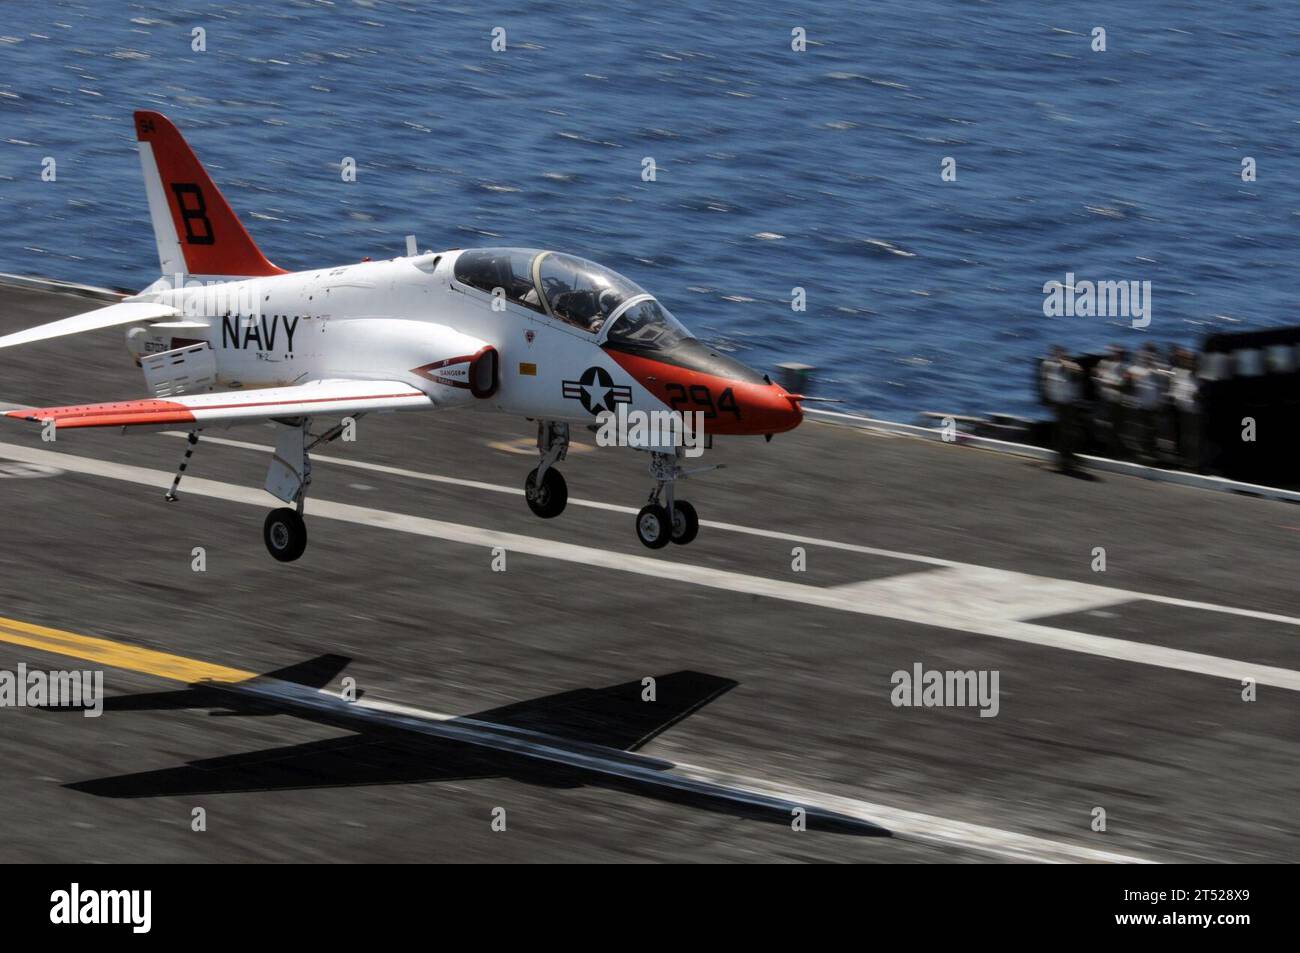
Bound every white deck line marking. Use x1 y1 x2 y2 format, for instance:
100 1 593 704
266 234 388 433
670 763 1153 864
3 439 1299 691
167 430 1300 627
306 689 1152 863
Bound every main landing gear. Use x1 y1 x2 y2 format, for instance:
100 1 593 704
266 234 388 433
263 507 307 563
255 416 357 561
163 415 354 562
525 420 569 519
258 418 315 562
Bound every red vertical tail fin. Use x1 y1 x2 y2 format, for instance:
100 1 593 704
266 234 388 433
134 110 285 278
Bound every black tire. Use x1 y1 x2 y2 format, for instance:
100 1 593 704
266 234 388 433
263 507 307 562
635 504 672 549
525 466 568 518
670 500 699 545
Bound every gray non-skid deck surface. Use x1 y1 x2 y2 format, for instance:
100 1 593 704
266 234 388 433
0 284 1295 862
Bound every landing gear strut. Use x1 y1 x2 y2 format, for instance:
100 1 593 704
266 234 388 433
260 416 357 561
636 449 708 549
525 420 569 519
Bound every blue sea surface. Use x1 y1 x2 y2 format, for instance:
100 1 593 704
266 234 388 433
1 1 1297 420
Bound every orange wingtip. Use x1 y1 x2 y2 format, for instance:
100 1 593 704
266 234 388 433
6 400 195 429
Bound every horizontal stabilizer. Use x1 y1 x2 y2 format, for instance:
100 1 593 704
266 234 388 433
470 671 739 751
0 301 178 350
147 320 211 331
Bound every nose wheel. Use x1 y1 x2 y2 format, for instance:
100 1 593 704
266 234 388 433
635 499 699 549
636 451 711 549
669 499 699 545
636 504 672 549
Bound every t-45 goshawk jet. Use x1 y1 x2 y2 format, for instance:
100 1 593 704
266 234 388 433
1 112 804 561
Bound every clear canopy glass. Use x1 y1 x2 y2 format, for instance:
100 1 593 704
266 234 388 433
452 248 687 340
452 248 545 313
602 298 693 353
537 252 644 333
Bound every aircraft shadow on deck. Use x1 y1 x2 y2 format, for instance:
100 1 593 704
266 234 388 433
55 655 886 837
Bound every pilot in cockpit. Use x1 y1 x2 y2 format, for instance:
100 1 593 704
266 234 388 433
526 279 618 333
534 253 639 334
551 286 622 333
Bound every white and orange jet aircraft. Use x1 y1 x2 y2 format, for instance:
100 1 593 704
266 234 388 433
1 111 805 561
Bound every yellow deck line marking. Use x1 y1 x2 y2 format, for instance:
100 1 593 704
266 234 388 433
0 615 252 684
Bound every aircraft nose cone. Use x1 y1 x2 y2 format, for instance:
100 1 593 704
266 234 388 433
749 380 803 435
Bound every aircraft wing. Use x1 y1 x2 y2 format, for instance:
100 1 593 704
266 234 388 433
41 655 357 715
0 301 179 349
65 734 501 798
468 671 739 751
3 379 433 430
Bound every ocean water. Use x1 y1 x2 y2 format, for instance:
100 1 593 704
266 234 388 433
1 0 1297 421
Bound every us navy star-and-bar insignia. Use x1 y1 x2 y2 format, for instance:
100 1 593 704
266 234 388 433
562 365 632 415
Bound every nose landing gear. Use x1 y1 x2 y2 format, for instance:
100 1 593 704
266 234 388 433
636 450 710 549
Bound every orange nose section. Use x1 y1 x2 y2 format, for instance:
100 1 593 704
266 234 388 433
606 350 804 436
733 379 804 436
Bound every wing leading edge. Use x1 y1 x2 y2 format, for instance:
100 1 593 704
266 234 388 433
3 379 433 429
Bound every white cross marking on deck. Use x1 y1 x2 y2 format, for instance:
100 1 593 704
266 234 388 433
831 566 1133 623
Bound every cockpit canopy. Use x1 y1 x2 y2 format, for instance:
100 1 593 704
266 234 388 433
452 248 688 343
450 246 767 385
453 248 540 314
602 297 693 353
